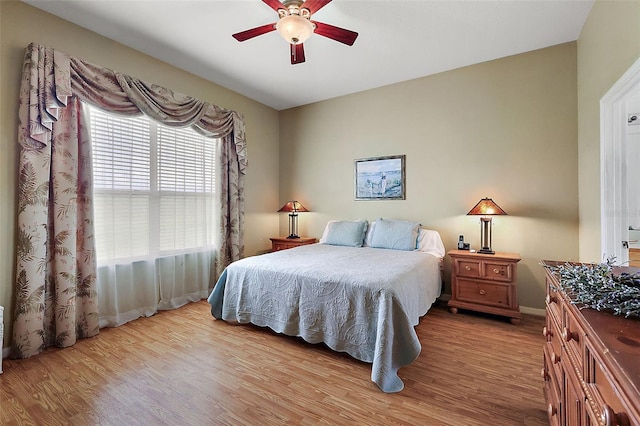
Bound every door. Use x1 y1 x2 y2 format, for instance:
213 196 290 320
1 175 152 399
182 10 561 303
601 58 640 265
626 98 640 263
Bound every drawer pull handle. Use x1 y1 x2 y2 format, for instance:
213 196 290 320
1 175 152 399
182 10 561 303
545 294 557 305
547 403 557 417
542 326 552 338
551 352 560 364
479 289 486 296
465 266 471 271
601 404 630 426
492 268 502 274
540 367 549 380
562 327 578 343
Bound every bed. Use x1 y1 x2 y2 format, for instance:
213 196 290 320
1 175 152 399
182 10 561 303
207 219 445 392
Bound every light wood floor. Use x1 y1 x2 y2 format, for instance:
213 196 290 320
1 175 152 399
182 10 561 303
0 300 548 425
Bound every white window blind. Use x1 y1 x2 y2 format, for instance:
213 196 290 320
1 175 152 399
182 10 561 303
88 106 217 264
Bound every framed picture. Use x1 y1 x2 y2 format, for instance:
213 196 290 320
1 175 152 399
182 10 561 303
354 155 406 200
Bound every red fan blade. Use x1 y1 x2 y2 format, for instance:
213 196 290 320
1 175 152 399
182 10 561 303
301 0 332 14
312 21 358 46
232 23 276 42
290 43 306 64
262 0 285 12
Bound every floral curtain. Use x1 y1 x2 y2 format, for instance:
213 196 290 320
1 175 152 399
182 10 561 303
13 43 247 358
216 125 245 279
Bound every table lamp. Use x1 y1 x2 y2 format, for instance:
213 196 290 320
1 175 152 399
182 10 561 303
467 197 507 254
278 201 309 239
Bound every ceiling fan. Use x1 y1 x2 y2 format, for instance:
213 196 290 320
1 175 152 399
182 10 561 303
232 0 358 65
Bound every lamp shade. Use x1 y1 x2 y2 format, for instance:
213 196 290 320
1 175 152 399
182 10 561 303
278 201 309 213
467 197 506 255
276 15 314 45
278 200 309 239
467 198 507 216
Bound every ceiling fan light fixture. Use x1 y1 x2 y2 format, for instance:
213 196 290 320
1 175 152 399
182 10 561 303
276 14 314 44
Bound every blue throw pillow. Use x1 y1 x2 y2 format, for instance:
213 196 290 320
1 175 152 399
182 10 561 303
370 218 421 251
323 220 368 247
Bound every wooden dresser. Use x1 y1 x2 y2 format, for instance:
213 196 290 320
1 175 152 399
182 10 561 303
269 237 317 252
629 248 640 268
542 262 640 426
448 250 522 324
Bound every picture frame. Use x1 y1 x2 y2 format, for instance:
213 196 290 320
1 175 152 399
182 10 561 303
354 155 406 200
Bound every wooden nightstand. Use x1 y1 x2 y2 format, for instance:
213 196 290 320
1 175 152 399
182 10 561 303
270 237 317 252
447 249 522 324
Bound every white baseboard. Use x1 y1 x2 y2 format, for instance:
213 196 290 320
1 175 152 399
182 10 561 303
520 306 546 317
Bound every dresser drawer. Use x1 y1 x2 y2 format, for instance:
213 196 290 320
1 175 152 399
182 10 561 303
543 340 562 398
630 249 640 268
545 275 563 327
456 259 481 278
456 278 511 308
584 337 634 426
543 345 562 426
562 303 585 374
545 313 564 385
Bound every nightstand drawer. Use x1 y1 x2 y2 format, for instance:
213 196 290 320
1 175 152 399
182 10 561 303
270 237 317 252
273 242 292 251
456 278 511 308
484 261 512 282
456 259 481 278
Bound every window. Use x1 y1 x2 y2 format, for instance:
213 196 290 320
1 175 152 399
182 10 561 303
88 105 217 264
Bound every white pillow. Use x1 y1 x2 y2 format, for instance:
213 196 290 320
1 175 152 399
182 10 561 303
363 221 376 247
415 229 446 258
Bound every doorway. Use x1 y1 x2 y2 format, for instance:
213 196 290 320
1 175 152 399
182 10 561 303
601 57 640 265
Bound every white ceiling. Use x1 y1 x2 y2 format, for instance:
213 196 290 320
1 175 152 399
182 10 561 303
23 0 594 111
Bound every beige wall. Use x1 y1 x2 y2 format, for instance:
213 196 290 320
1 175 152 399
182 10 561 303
279 43 580 311
0 1 280 350
577 0 640 262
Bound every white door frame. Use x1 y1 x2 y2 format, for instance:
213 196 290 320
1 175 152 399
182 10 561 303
601 57 640 263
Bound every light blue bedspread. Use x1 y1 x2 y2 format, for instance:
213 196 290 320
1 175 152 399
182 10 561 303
207 244 442 392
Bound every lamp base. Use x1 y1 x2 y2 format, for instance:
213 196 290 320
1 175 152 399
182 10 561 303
478 248 495 254
478 217 494 255
287 234 300 239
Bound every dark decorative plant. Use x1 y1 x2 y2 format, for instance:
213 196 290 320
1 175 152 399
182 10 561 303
550 259 640 318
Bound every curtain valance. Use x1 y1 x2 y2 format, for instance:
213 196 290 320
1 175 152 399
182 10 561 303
18 42 247 173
